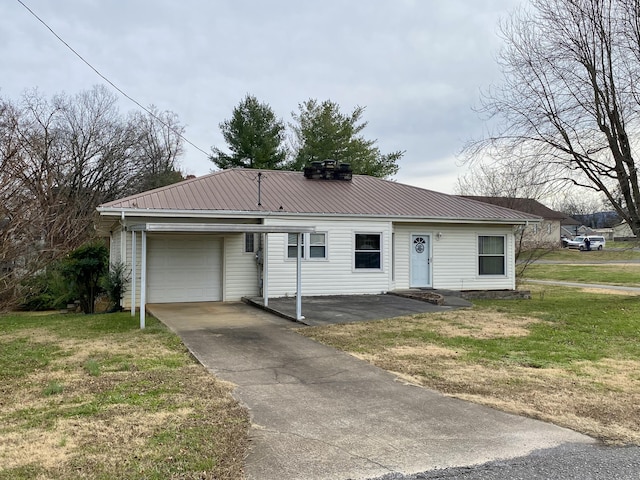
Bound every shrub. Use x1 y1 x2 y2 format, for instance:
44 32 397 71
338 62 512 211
20 265 75 311
59 242 109 314
101 262 130 312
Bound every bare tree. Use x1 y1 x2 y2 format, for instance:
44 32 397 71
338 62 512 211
466 0 640 236
456 157 567 199
0 86 185 309
129 105 185 193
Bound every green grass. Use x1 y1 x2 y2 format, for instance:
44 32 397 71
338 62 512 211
42 381 64 396
0 311 169 337
539 244 640 262
0 337 67 381
83 358 101 376
522 263 640 286
472 289 640 365
337 288 640 368
0 311 248 480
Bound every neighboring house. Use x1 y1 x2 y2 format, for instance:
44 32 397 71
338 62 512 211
96 167 540 323
576 225 598 237
613 222 637 241
592 227 614 241
461 197 578 247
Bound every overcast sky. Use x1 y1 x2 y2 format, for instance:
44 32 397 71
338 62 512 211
2 0 522 194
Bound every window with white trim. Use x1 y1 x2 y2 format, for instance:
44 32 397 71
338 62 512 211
309 233 327 258
355 233 381 269
286 232 327 260
287 233 304 258
478 235 505 275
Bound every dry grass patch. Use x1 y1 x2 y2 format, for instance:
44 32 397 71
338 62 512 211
0 313 249 480
300 300 640 445
420 310 540 338
580 287 639 296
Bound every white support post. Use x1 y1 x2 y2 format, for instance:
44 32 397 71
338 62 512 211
296 232 303 321
131 231 136 317
140 231 147 329
263 233 269 307
120 212 126 264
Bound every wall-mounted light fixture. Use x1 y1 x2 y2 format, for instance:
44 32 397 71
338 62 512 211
436 232 443 240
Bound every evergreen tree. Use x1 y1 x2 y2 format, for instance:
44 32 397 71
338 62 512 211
289 99 403 178
210 94 287 169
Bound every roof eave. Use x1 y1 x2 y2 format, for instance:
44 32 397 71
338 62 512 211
97 207 539 225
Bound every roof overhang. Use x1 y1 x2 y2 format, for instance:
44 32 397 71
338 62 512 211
126 223 316 234
98 208 539 223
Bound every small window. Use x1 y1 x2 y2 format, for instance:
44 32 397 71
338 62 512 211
244 233 255 253
478 235 505 275
287 233 327 259
287 233 305 259
309 233 326 259
355 233 381 269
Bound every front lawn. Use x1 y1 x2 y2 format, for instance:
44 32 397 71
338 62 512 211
0 312 249 480
299 286 640 444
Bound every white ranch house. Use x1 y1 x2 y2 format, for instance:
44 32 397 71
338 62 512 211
95 167 540 325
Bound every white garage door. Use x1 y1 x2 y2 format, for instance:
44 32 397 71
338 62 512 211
147 235 222 303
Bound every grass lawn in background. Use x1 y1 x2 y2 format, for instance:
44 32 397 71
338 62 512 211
540 244 640 262
0 312 249 480
522 263 640 286
299 285 640 445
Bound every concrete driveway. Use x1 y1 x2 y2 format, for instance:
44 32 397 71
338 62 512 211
148 301 595 480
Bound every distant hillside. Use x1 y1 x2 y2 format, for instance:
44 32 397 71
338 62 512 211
571 211 621 228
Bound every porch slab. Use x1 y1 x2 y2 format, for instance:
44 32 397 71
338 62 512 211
243 292 472 327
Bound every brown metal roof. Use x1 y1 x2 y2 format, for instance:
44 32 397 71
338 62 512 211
99 169 540 222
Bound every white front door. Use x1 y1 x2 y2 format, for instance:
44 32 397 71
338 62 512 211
410 234 431 288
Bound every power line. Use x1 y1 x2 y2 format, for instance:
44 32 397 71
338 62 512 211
16 0 211 158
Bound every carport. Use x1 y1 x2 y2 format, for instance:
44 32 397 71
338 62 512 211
127 223 315 328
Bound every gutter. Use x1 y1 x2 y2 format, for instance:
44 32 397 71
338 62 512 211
96 207 540 225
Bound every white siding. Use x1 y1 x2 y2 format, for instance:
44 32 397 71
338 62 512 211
223 233 260 301
110 229 122 265
123 230 142 310
109 215 519 309
394 223 515 291
264 217 393 297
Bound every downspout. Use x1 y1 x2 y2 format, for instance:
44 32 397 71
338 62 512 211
256 233 263 295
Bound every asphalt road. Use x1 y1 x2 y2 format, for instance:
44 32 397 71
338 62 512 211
366 444 640 480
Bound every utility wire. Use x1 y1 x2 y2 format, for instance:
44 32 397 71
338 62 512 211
16 0 210 157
